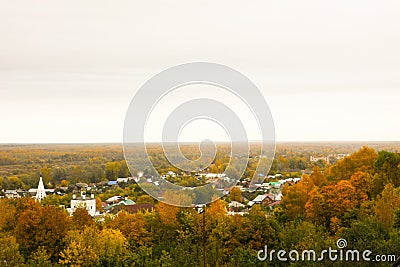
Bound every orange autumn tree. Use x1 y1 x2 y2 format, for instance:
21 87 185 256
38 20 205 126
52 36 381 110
309 166 327 187
71 207 94 230
306 180 367 227
156 202 179 227
108 211 150 247
349 171 373 199
15 204 71 261
0 198 17 233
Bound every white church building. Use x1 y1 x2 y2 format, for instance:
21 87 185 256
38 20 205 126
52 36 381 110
35 176 46 202
33 176 97 217
68 191 97 217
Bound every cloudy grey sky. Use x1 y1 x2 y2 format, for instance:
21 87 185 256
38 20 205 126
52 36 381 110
0 0 399 143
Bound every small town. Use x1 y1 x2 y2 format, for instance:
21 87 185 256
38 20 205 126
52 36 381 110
2 171 301 218
1 0 399 265
1 144 399 266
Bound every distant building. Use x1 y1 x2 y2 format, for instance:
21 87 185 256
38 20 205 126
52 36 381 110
35 176 46 202
69 192 96 216
270 182 282 189
5 190 20 199
228 201 245 209
334 154 350 160
248 194 275 207
106 195 123 204
116 177 129 183
310 154 350 164
107 181 118 186
310 155 329 163
104 196 136 212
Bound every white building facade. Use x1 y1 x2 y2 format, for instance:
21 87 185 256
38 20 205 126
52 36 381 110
70 192 96 217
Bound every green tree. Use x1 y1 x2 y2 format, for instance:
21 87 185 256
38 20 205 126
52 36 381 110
375 151 400 187
342 218 388 254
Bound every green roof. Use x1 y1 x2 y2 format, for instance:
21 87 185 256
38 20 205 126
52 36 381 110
270 182 281 185
121 199 136 205
104 199 136 211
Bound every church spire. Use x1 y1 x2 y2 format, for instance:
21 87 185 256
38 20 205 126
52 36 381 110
35 176 46 202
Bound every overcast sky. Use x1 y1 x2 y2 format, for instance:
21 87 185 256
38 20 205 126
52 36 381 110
0 0 399 143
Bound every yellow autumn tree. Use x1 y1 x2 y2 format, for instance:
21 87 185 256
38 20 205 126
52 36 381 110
281 174 315 220
60 227 127 267
59 241 99 267
310 166 327 186
229 186 242 202
207 199 227 220
156 202 179 227
326 147 377 181
375 183 400 230
108 211 150 247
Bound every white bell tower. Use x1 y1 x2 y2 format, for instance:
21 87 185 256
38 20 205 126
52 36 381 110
35 176 47 202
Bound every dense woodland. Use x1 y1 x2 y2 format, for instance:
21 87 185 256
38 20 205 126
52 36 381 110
1 142 399 190
0 144 400 266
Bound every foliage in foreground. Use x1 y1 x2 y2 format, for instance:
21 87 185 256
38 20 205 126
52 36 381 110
0 147 400 266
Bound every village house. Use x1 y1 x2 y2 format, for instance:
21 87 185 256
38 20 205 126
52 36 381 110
104 195 136 212
248 194 275 207
4 189 20 199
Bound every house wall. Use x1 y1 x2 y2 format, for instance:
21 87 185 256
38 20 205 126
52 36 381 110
71 198 96 216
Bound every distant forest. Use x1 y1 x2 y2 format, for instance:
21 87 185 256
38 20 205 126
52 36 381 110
1 144 400 266
1 142 400 190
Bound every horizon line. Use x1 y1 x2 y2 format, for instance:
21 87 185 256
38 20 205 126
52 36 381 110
1 140 400 145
